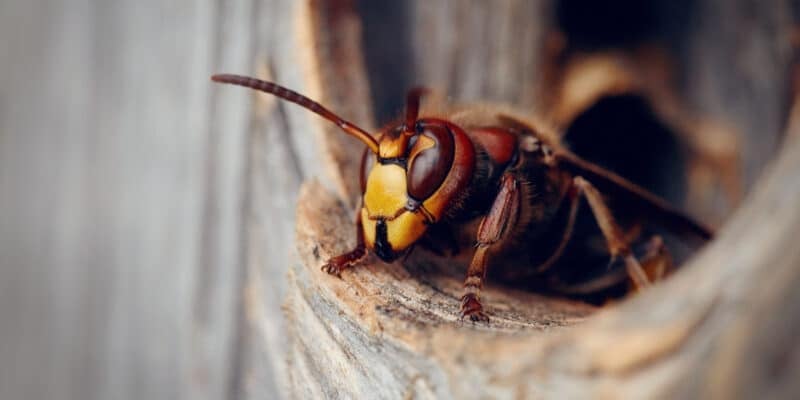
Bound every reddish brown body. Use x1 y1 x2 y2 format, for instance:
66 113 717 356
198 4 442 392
211 74 713 322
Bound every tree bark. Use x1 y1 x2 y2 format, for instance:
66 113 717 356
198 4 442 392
279 1 799 399
288 130 800 399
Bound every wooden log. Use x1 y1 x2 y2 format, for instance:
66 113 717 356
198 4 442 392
276 1 799 398
0 1 260 399
286 129 800 398
3 0 792 399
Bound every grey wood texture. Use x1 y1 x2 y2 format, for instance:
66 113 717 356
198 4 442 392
283 0 799 399
681 0 794 185
0 1 796 400
0 0 317 399
289 128 800 399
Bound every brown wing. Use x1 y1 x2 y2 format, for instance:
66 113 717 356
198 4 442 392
493 112 713 245
555 149 713 245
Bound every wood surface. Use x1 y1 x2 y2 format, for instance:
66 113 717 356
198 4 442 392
283 0 799 399
288 130 800 398
0 1 796 399
0 1 303 399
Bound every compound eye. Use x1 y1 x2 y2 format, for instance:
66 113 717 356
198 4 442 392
406 123 455 201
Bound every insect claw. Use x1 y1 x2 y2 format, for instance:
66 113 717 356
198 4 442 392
458 310 490 324
471 312 490 324
320 262 344 278
459 293 490 324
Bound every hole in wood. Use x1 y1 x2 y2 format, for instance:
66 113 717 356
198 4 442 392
541 94 701 301
555 0 691 51
302 0 722 332
563 95 686 204
410 94 702 307
286 2 793 397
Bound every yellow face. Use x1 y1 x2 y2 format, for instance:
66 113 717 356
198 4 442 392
360 119 473 262
361 163 429 261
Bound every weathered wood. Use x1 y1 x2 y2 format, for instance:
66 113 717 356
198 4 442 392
280 0 799 399
287 129 800 398
1 1 795 399
0 0 271 399
237 0 378 398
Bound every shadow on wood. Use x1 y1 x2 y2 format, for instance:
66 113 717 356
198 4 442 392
275 1 799 398
284 119 800 399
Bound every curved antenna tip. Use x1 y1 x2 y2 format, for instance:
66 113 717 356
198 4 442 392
210 74 236 83
208 73 379 154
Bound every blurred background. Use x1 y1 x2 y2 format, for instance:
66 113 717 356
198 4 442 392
0 1 293 399
0 0 795 399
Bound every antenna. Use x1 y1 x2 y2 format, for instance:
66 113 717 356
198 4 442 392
211 74 379 153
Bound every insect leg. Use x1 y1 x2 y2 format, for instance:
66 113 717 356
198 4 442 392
502 184 582 281
321 203 367 277
547 234 674 295
533 185 582 273
636 235 673 283
460 173 521 322
572 176 651 289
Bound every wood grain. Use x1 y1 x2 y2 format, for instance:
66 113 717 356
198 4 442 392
0 0 271 399
0 1 795 399
282 0 799 399
284 98 800 400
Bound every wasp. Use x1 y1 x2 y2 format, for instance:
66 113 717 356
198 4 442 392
212 74 712 322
